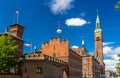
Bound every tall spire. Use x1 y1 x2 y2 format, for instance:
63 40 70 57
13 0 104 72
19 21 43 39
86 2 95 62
96 10 100 24
94 10 102 32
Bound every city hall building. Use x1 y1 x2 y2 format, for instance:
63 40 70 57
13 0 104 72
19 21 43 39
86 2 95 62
0 12 105 78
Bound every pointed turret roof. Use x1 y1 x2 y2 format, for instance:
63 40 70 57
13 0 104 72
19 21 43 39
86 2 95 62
82 39 84 46
5 27 8 33
82 39 85 48
94 10 102 32
96 10 100 24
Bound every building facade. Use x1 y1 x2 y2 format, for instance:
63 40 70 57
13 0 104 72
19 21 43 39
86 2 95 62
42 37 82 78
105 70 117 78
71 11 105 78
94 11 105 76
10 24 24 58
0 24 24 58
21 54 68 78
0 11 105 78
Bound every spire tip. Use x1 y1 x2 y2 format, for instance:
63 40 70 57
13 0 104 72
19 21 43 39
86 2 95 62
5 27 8 32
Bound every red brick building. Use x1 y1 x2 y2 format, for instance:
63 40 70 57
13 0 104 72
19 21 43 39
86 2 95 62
21 54 68 78
0 24 69 78
10 24 24 58
71 11 105 78
0 11 105 78
42 37 82 78
0 24 24 58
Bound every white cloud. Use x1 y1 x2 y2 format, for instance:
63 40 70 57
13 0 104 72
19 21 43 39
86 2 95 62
103 42 114 46
71 45 79 49
103 46 113 54
104 59 118 71
49 0 74 14
103 42 120 71
114 47 120 54
65 18 90 26
111 54 119 61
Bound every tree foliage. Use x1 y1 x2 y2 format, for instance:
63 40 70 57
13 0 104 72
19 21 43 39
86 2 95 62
116 54 120 76
0 34 19 73
115 1 120 10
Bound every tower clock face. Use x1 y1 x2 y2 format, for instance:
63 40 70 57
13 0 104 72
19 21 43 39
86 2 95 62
95 33 100 41
96 37 100 41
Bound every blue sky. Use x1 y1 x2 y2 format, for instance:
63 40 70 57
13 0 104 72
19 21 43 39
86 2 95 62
0 0 120 71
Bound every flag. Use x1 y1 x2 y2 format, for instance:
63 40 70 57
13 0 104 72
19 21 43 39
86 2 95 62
24 44 32 48
29 44 32 48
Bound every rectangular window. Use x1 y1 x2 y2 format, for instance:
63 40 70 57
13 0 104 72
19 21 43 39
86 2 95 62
36 67 42 74
84 64 87 68
25 67 27 73
54 46 55 50
84 58 86 62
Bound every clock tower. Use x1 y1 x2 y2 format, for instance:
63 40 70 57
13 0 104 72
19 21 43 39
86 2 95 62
94 11 103 62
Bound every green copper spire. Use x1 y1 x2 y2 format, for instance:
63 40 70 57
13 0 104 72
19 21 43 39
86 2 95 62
96 10 100 23
94 10 102 32
82 39 84 45
82 38 85 48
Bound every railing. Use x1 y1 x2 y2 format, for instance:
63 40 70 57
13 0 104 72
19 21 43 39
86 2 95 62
25 54 68 65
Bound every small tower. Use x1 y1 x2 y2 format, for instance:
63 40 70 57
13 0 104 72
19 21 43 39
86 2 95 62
10 24 24 39
81 39 87 51
94 10 103 61
5 27 8 33
10 24 24 58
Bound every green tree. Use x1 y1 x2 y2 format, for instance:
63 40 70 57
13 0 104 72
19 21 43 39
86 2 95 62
115 1 120 10
116 54 120 77
0 34 19 73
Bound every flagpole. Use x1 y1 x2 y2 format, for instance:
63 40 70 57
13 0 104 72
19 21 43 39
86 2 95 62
17 11 19 24
29 44 32 53
15 10 19 24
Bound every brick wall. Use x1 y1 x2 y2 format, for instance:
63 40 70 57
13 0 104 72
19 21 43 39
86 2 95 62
42 37 69 62
0 74 21 78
